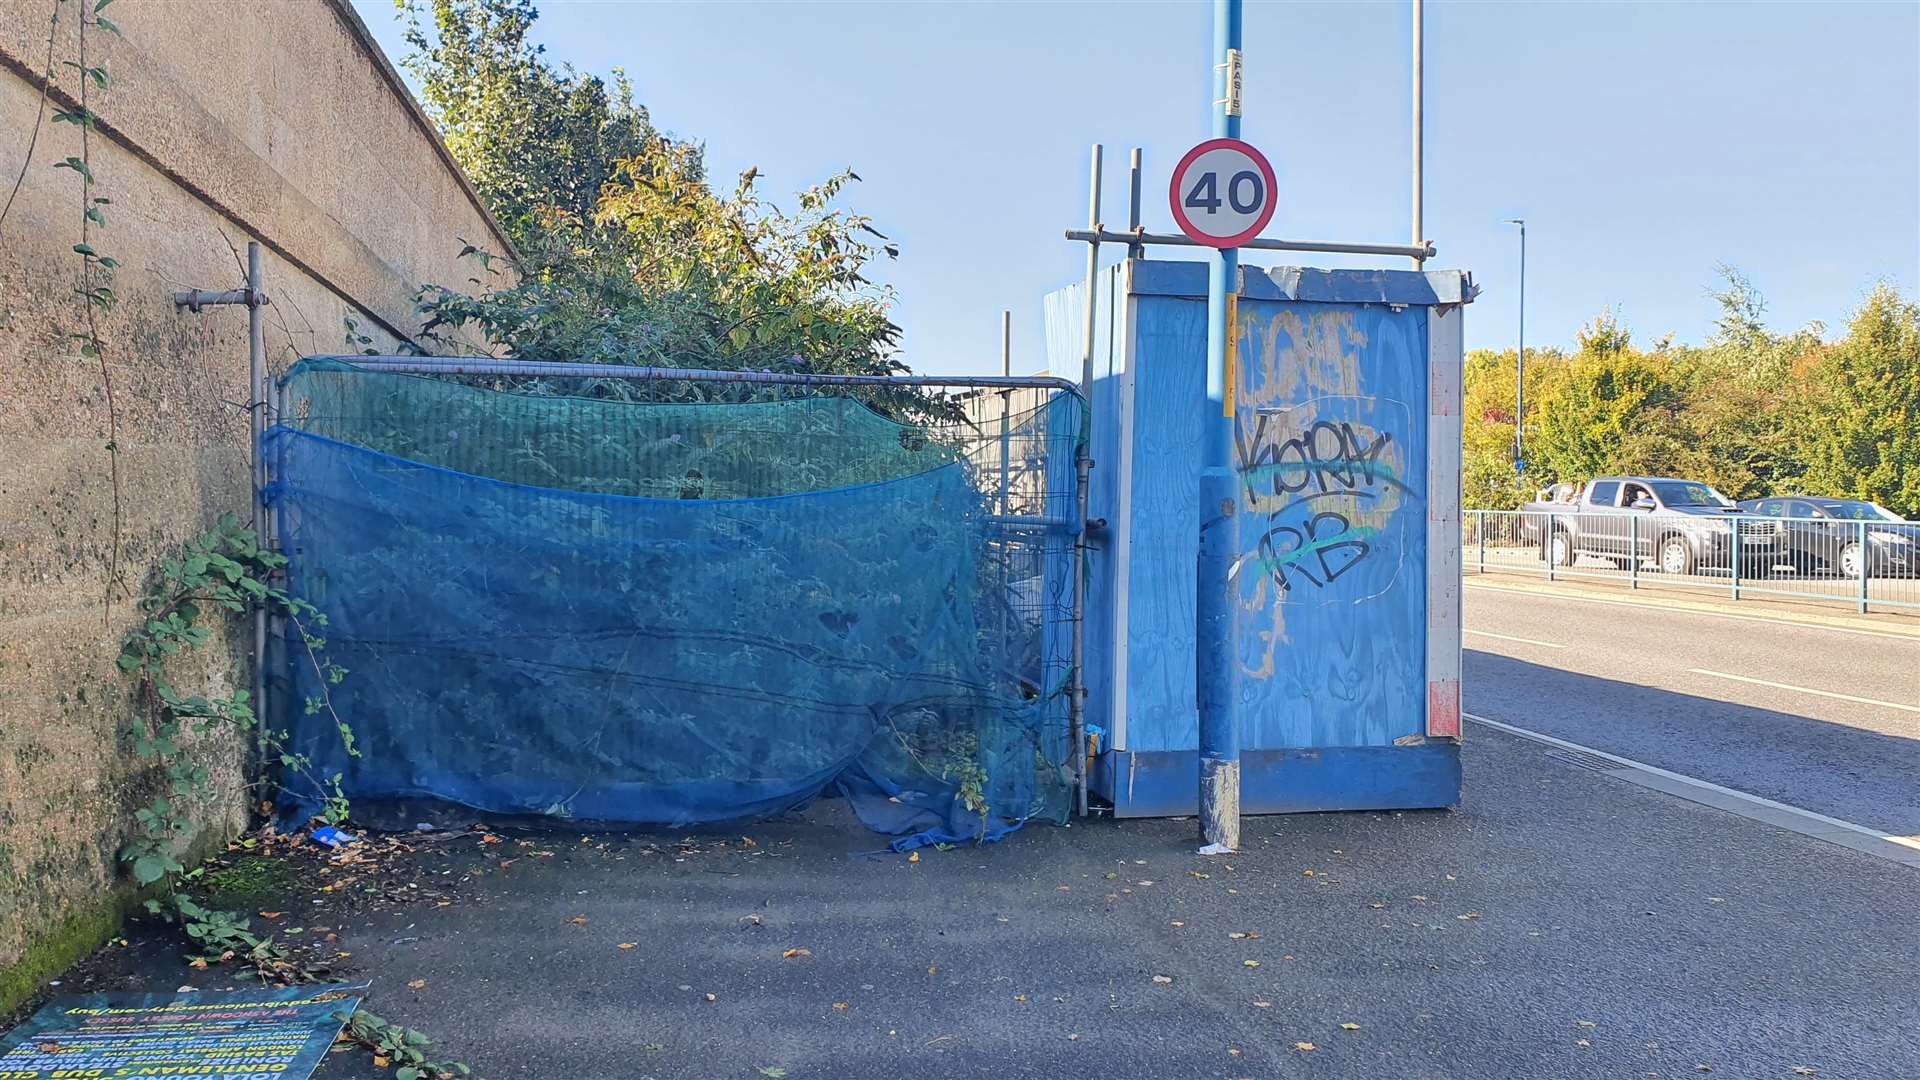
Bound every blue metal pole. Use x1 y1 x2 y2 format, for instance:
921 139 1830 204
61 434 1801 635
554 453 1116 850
1197 0 1243 853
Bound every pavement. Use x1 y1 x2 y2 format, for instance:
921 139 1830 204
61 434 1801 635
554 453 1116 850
264 721 1915 1080
18 585 1920 1080
1463 582 1920 836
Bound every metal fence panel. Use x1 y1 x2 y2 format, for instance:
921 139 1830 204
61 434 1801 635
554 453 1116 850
1463 510 1920 614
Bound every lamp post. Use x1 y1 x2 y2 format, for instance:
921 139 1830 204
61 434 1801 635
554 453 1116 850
1505 218 1526 472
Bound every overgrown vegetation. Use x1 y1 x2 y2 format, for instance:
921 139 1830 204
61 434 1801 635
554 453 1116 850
338 1007 475 1080
1465 270 1920 516
395 0 940 418
116 515 348 891
111 514 357 985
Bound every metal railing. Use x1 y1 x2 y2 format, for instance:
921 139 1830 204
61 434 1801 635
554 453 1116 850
1465 509 1920 614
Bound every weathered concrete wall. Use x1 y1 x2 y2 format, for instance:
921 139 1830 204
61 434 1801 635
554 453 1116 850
0 0 511 1008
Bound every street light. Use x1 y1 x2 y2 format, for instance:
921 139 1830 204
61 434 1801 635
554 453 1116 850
1505 218 1526 473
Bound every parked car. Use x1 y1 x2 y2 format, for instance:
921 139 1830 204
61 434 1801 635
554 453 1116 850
1520 476 1783 575
1734 496 1919 578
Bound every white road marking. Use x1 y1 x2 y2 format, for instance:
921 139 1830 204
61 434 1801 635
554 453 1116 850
1465 713 1920 868
1686 669 1920 714
1463 579 1920 642
1464 628 1565 649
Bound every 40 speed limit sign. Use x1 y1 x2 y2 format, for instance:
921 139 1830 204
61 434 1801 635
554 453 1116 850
1168 137 1278 249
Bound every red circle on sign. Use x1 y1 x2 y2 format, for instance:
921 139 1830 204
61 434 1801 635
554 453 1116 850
1168 137 1278 249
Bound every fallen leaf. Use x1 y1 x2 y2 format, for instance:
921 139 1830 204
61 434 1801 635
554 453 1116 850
1013 995 1027 1003
740 914 764 926
1445 874 1456 881
705 993 717 1002
927 965 937 975
480 834 500 844
782 948 812 959
1252 1001 1272 1008
1697 1066 1712 1073
1369 902 1385 909
1229 1048 1242 1056
1302 870 1315 877
1457 912 1482 921
1152 975 1173 985
258 911 284 920
618 943 637 950
908 852 920 864
1229 932 1247 939
832 1002 848 1011
1294 1042 1316 1052
1067 1033 1080 1042
407 979 426 989
1790 1070 1817 1077
741 837 757 848
567 916 589 926
188 958 208 970
1340 1023 1360 1032
1411 895 1428 902
1170 921 1185 928
373 1056 389 1068
1243 960 1260 968
758 1068 787 1078
1576 1039 1591 1048
1576 1020 1596 1029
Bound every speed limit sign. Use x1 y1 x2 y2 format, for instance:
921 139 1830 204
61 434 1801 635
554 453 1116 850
1169 138 1278 249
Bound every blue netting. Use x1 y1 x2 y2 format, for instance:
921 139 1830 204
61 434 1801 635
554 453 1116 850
267 360 1082 849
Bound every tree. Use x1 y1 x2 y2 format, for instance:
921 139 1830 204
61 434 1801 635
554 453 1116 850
1528 311 1686 484
398 0 915 402
399 0 668 256
1796 284 1920 516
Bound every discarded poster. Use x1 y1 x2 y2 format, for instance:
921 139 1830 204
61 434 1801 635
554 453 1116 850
0 983 365 1080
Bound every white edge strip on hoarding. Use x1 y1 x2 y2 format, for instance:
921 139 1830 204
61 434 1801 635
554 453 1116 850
1425 300 1464 739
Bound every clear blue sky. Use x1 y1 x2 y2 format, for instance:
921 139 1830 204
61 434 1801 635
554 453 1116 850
352 0 1918 376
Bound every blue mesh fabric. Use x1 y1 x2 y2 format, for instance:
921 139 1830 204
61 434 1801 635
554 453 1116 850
267 361 1081 849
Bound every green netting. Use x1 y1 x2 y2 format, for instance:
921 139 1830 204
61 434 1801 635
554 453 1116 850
269 359 1084 849
282 358 960 499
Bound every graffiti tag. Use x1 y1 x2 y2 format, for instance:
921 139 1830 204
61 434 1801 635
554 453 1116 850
1233 410 1405 596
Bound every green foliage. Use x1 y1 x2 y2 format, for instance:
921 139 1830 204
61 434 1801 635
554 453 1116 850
1463 274 1919 518
114 516 356 986
397 0 663 255
338 1008 476 1079
399 0 934 418
1794 284 1920 514
1529 318 1684 486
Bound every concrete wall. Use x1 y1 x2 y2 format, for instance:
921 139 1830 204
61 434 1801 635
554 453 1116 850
0 0 511 1008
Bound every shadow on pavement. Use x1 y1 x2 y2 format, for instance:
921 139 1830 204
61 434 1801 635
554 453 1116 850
1466 649 1920 835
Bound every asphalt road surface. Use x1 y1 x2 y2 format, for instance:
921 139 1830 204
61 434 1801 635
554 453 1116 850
1463 581 1920 836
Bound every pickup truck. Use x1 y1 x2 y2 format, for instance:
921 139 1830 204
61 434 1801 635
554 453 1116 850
1520 476 1783 575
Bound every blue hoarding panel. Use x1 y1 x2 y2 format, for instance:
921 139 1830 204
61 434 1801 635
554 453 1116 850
1045 259 1469 817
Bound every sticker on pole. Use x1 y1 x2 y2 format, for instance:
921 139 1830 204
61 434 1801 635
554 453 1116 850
1169 138 1277 249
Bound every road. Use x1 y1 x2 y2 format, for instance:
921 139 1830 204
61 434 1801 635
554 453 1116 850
1463 580 1920 836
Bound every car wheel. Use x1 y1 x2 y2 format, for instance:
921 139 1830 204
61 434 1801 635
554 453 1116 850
1660 535 1696 575
1547 531 1573 567
1839 542 1864 580
1607 556 1632 570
